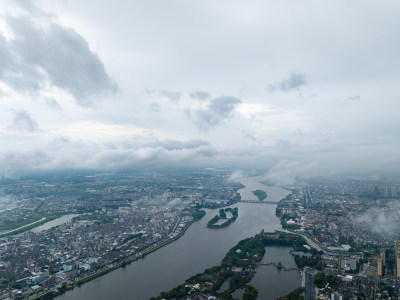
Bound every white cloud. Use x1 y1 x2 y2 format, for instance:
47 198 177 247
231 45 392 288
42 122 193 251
190 96 241 130
0 0 399 177
0 2 116 106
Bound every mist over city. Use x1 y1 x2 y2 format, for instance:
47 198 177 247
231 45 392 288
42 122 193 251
1 1 400 299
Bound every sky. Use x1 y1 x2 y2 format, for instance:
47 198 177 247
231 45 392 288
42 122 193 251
0 0 400 180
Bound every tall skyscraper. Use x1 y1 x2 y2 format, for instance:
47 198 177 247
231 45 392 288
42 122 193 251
380 248 386 266
377 256 383 277
395 241 400 253
396 242 400 278
397 253 400 278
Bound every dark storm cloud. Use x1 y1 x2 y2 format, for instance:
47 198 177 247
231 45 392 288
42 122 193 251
0 13 116 106
267 72 307 92
190 91 210 100
193 96 241 130
8 110 40 132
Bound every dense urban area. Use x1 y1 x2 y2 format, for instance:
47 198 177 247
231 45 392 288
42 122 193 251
0 170 400 299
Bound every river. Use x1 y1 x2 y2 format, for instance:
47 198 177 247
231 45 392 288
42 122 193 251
30 214 79 233
7 214 80 239
58 177 301 300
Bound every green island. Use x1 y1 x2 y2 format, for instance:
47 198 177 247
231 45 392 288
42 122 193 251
151 231 311 300
207 207 238 228
252 190 267 201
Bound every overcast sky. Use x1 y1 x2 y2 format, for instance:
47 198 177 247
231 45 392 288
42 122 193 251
0 0 399 180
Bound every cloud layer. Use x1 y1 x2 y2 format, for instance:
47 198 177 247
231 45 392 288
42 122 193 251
0 4 116 106
0 0 400 179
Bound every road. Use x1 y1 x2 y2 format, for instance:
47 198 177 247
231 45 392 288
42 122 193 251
0 217 46 237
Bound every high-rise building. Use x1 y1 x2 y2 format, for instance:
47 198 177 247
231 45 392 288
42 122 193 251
395 241 400 253
380 248 386 266
397 253 400 278
390 186 396 197
377 256 383 277
396 242 400 278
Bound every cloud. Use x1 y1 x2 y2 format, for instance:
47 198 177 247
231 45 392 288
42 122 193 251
144 139 210 150
0 150 51 178
83 145 218 169
346 95 360 101
264 159 319 186
0 5 116 106
150 102 161 112
190 91 210 100
228 170 246 181
46 98 62 111
192 96 241 130
167 198 183 207
356 200 400 235
0 138 218 178
160 90 181 101
8 110 40 132
267 72 307 92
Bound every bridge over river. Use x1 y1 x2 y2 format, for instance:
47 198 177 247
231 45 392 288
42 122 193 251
238 200 279 204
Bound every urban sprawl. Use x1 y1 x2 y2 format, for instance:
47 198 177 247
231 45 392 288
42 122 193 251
0 171 400 299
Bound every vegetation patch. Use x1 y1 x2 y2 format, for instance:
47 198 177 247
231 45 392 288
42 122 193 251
152 232 311 300
252 190 267 201
207 207 238 228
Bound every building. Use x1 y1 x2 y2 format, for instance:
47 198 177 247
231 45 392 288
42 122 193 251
396 241 400 253
395 241 400 278
377 256 382 277
397 252 400 278
380 248 385 266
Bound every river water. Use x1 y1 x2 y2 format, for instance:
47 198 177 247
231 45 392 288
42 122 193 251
31 214 79 233
8 214 79 239
58 177 301 300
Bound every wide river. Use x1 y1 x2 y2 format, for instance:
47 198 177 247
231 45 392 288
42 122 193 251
59 177 301 300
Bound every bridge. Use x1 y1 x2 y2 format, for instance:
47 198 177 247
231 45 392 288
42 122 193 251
259 262 298 272
238 200 279 204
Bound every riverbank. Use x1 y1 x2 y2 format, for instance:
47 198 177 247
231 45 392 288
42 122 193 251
0 217 47 237
30 211 205 300
151 231 307 300
57 180 294 300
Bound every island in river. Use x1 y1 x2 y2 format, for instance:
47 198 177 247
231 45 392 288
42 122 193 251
57 177 301 300
151 231 308 300
207 207 238 228
252 190 267 201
